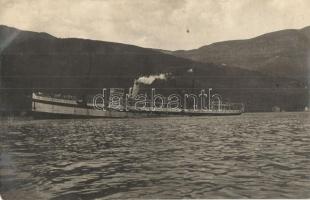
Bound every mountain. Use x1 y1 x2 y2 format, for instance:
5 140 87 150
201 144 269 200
170 27 310 83
300 26 310 41
0 25 308 113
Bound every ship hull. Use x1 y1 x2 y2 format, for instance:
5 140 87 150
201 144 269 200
32 97 242 119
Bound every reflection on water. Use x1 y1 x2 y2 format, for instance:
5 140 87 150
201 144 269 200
0 112 310 199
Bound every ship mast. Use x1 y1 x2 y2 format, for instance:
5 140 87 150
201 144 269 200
0 55 2 88
0 55 2 107
84 52 93 102
87 52 92 83
78 52 92 105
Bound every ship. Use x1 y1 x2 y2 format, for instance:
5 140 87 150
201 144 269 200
31 52 243 118
31 85 244 119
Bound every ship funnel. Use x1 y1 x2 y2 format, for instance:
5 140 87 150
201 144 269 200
131 80 140 97
129 87 132 96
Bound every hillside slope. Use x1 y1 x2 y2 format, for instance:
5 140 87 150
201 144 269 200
171 27 310 83
0 25 307 113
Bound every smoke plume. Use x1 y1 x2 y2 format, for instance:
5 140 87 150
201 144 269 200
136 73 167 85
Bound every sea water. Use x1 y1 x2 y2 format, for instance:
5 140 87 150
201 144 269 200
0 112 309 199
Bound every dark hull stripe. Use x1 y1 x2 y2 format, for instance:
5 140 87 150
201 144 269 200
31 111 108 119
32 110 241 119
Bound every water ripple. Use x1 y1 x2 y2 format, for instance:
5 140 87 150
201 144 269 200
0 112 310 199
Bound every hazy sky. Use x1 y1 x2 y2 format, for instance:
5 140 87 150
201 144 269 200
0 0 309 50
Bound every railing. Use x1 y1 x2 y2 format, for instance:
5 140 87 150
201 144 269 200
33 93 78 105
210 102 244 112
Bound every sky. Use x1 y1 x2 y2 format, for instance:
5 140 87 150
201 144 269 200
0 0 310 50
